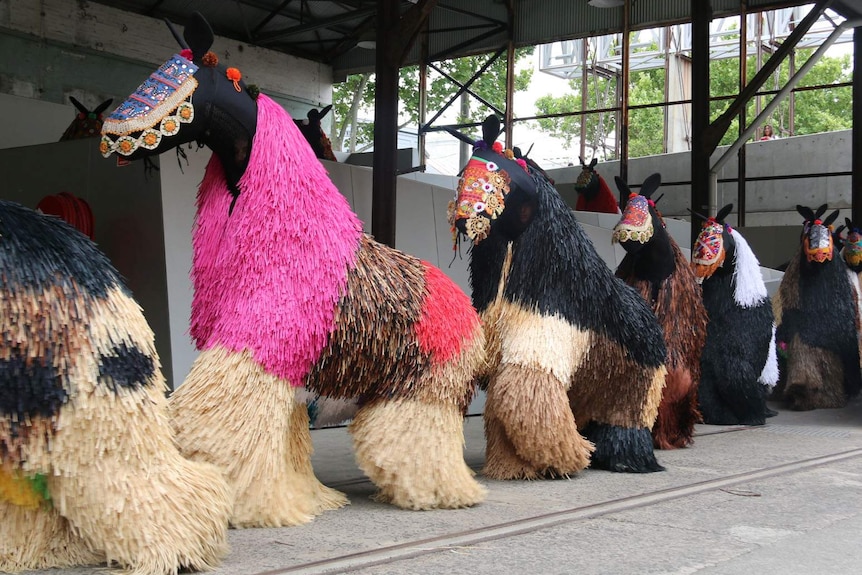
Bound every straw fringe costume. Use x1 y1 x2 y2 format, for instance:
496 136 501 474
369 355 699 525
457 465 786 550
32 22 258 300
692 204 778 425
0 200 231 574
773 205 861 410
100 13 485 528
450 116 666 478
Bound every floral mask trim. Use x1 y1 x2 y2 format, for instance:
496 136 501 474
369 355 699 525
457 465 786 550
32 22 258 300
612 194 654 244
448 155 511 244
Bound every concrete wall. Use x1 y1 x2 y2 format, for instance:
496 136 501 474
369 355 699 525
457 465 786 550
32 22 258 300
0 0 332 121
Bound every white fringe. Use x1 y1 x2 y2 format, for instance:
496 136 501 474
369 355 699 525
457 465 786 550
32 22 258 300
758 322 779 388
730 228 768 308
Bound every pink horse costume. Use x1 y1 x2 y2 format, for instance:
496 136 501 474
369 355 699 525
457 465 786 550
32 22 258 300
100 13 486 527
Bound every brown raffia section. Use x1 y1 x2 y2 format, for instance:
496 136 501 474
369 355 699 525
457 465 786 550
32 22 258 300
306 235 431 398
483 363 594 480
170 346 348 528
350 399 486 509
617 242 706 448
570 331 666 430
45 286 231 574
0 500 102 572
783 335 848 410
774 249 801 325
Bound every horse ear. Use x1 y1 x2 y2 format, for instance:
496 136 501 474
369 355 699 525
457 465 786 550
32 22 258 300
578 156 585 167
319 104 332 118
589 158 598 169
93 98 113 115
481 115 501 145
824 209 840 228
512 146 524 159
716 203 734 223
183 12 215 60
640 173 662 198
69 96 88 114
307 108 320 122
614 175 631 196
814 203 828 220
796 205 815 221
846 217 853 230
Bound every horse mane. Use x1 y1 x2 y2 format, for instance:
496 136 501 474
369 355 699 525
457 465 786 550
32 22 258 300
729 228 768 308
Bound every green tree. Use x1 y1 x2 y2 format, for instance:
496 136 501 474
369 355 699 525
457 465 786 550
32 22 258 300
534 43 852 156
332 48 534 154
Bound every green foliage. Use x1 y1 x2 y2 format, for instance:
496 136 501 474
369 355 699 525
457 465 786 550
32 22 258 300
534 44 852 155
332 47 534 153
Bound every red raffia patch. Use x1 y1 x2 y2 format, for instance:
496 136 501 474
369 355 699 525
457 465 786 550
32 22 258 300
414 263 480 364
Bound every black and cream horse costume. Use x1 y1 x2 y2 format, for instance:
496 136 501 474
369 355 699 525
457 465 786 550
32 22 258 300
449 116 667 477
773 205 861 410
692 204 779 424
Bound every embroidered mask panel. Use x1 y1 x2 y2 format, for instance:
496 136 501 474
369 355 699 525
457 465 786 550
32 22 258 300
692 221 727 280
448 156 511 244
845 230 862 267
612 194 654 244
803 223 833 263
100 54 199 158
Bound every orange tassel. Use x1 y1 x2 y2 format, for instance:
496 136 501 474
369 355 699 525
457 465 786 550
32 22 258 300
226 67 242 92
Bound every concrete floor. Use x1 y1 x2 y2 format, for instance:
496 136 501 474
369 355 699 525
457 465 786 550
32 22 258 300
20 397 862 575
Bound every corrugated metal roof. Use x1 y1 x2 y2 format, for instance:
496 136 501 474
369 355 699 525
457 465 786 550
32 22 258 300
86 0 845 80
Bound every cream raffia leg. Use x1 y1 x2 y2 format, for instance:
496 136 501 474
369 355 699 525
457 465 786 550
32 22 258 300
350 398 486 510
170 346 348 528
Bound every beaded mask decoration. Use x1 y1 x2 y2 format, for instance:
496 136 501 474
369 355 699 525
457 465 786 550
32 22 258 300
612 193 655 244
100 53 198 157
692 219 728 280
448 154 510 243
803 219 833 263
844 227 862 268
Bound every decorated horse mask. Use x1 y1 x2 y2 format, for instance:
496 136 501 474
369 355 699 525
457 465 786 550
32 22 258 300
612 173 663 247
692 203 735 282
574 157 600 199
448 116 534 244
842 218 862 269
797 204 838 264
100 12 256 164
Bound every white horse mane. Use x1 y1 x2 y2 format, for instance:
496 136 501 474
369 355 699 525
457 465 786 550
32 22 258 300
730 228 768 308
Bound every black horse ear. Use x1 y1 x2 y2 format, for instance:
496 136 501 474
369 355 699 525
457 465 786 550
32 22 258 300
183 12 215 60
824 209 840 228
716 203 734 223
813 203 828 220
640 173 662 198
319 104 333 118
93 98 114 115
845 217 853 230
589 158 598 169
481 115 501 145
796 205 815 221
69 96 88 115
307 108 320 122
614 175 631 196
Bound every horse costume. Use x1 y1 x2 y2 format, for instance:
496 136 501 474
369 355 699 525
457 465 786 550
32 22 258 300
99 13 485 527
60 96 113 141
0 201 231 573
612 175 706 449
573 157 620 214
773 205 861 410
295 105 338 161
692 204 779 425
448 115 666 477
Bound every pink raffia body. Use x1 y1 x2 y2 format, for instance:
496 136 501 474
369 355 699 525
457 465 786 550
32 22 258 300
191 94 480 388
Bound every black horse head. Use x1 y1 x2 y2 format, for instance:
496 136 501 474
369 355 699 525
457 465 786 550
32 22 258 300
100 12 258 195
612 173 666 255
447 115 537 244
574 157 600 200
61 96 113 141
692 203 736 283
796 204 839 267
842 217 862 273
295 105 336 161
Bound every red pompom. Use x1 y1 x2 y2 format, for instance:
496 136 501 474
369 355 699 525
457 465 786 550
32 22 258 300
180 49 194 61
492 142 503 153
